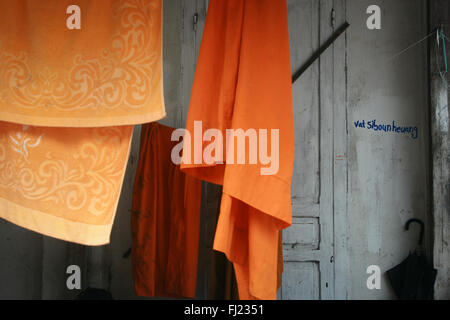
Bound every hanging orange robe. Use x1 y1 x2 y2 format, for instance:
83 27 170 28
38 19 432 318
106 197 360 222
0 0 165 245
131 123 202 298
181 0 294 300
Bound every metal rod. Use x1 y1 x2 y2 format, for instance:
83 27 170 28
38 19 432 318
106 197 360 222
292 22 350 84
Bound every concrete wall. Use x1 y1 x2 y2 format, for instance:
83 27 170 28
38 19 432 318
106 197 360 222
346 0 430 299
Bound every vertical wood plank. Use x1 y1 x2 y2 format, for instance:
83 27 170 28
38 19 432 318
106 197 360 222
284 0 322 300
181 0 199 127
318 0 336 300
160 0 184 128
289 0 321 205
283 0 339 300
332 0 349 300
429 0 450 300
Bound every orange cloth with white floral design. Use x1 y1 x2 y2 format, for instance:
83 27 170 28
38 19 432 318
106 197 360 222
0 0 165 127
0 122 133 245
0 0 164 245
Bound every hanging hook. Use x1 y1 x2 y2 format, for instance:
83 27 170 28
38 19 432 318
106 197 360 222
436 26 441 46
405 218 425 247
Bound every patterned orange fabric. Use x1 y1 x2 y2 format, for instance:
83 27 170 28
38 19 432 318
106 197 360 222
131 123 202 298
0 0 165 127
0 0 164 245
0 121 133 245
181 0 294 300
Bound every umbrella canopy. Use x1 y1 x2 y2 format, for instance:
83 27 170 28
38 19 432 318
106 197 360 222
387 219 437 300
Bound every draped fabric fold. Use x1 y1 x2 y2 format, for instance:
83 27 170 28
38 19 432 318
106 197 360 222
131 123 202 298
181 0 294 300
0 0 165 245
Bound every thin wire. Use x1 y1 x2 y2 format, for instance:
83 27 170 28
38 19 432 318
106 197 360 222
387 30 436 62
384 28 450 89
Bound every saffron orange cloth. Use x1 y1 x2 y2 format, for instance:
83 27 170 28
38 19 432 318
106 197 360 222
0 121 133 245
209 191 283 300
131 123 202 298
0 0 165 245
0 0 165 127
181 0 294 300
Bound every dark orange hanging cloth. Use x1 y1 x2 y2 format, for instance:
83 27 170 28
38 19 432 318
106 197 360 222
181 0 294 300
131 123 202 298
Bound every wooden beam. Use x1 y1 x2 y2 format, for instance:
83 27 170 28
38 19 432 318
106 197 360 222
429 0 450 300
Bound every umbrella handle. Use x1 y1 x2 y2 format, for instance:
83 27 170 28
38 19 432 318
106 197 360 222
405 218 425 246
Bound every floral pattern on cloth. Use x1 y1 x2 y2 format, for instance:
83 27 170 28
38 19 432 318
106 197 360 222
0 121 133 245
0 0 165 127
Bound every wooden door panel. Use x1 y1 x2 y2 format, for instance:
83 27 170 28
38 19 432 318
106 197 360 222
282 262 320 300
282 0 342 300
289 0 320 204
283 217 320 250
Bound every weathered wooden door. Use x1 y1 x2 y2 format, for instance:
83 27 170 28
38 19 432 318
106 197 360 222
181 0 348 300
280 0 347 300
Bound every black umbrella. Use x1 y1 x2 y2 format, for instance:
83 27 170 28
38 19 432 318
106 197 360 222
386 219 437 300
